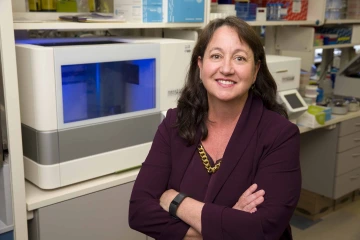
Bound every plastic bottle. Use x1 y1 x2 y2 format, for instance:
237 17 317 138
276 3 281 20
316 65 321 81
271 3 276 20
267 3 272 20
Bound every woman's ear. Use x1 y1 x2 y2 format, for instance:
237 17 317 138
198 56 203 79
198 56 203 70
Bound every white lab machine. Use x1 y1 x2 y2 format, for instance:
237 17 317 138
334 53 360 99
266 55 308 120
15 37 194 189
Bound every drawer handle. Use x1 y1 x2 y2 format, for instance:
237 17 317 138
353 153 360 158
275 69 288 73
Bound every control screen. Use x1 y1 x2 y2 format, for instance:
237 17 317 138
284 93 304 109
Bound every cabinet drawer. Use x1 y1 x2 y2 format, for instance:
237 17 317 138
334 167 360 199
337 131 360 153
339 117 360 137
336 145 360 176
31 181 146 240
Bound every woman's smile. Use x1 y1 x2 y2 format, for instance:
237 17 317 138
216 79 236 88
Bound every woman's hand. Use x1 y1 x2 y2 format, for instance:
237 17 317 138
232 183 265 213
160 189 179 212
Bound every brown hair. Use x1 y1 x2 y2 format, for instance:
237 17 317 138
176 16 288 145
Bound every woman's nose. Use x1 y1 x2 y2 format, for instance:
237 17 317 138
219 59 234 75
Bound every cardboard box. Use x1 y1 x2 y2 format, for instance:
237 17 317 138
294 207 333 221
163 0 204 23
294 189 334 221
334 192 353 211
297 189 334 215
353 189 360 201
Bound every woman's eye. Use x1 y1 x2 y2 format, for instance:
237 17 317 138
211 54 221 59
236 56 246 61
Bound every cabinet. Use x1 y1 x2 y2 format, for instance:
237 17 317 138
301 117 360 199
28 181 146 240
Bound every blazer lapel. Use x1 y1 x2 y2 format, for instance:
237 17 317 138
171 128 202 190
204 93 264 202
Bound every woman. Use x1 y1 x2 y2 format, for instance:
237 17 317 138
129 16 301 240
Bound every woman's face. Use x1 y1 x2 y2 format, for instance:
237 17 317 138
198 26 259 105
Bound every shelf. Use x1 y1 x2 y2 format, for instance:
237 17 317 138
325 19 360 25
14 19 322 30
13 12 204 30
247 20 321 26
13 19 320 30
13 21 204 30
13 11 321 30
314 43 360 49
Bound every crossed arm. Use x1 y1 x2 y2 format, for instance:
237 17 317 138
160 184 265 239
129 111 301 240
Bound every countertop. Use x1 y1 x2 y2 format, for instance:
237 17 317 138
25 111 360 211
26 168 139 211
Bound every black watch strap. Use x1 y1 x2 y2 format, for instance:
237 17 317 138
169 193 188 219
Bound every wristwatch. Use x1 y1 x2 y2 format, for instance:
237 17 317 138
169 192 188 219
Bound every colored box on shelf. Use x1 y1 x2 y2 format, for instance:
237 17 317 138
114 0 163 23
56 0 77 12
163 0 204 22
143 0 162 4
280 0 308 21
315 27 352 45
236 3 257 21
114 3 142 22
143 4 162 22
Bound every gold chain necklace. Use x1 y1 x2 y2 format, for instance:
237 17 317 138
197 144 222 174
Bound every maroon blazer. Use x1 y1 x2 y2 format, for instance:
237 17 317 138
129 93 301 240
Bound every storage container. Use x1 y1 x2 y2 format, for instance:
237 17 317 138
294 189 334 221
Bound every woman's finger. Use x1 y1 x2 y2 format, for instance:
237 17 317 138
240 183 258 198
238 189 265 207
243 196 264 212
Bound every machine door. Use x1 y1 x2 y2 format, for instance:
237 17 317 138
54 42 160 130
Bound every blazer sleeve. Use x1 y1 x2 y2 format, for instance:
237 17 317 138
201 123 301 240
128 109 190 240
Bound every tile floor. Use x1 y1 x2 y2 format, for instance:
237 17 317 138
292 199 360 240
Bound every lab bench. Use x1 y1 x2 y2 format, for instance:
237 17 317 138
25 111 360 240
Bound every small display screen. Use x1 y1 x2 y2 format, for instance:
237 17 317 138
284 93 304 109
